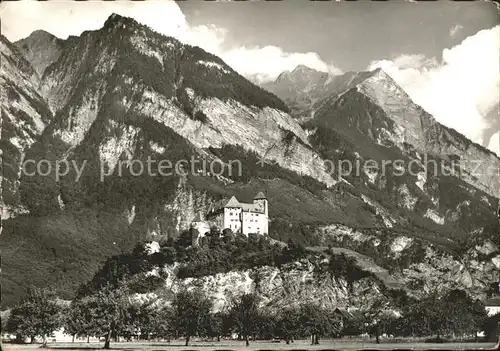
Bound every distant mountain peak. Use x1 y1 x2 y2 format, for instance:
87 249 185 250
292 64 319 74
275 64 328 85
103 12 141 30
358 67 411 101
15 29 64 77
21 29 60 41
365 67 392 81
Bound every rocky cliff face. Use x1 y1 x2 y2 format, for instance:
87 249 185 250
155 261 385 312
357 69 500 197
29 14 333 187
317 224 500 300
0 35 53 219
1 14 499 307
126 242 397 313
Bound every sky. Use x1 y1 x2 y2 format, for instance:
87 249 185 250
1 0 498 155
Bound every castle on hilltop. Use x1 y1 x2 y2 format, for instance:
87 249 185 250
191 192 269 236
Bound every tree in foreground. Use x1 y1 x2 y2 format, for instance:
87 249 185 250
173 289 213 346
298 304 338 345
403 289 487 340
276 307 301 344
74 284 129 349
139 304 175 340
253 310 276 341
204 311 226 341
444 289 487 338
62 299 93 342
229 293 260 346
357 292 392 344
6 288 62 347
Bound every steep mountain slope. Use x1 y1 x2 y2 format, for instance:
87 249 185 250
265 66 500 199
0 35 53 219
263 65 500 297
313 73 500 239
32 14 333 187
357 69 500 197
265 67 500 231
0 14 345 306
1 14 498 307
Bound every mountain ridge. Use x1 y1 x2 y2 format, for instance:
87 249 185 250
269 65 500 160
264 65 500 198
1 14 499 307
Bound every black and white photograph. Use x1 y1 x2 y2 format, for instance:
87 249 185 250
1 0 499 350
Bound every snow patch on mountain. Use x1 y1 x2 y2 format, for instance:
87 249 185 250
57 194 65 210
127 205 136 225
390 236 413 254
424 209 445 225
149 141 166 154
492 256 500 270
415 171 427 192
197 60 230 74
145 241 160 255
130 34 163 67
99 123 139 172
398 184 417 210
361 194 395 228
0 204 29 221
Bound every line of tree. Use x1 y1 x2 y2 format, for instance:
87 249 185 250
4 286 343 348
4 284 493 349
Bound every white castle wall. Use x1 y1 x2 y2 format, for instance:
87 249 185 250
198 195 268 236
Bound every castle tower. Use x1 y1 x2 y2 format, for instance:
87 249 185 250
253 192 268 234
253 192 268 216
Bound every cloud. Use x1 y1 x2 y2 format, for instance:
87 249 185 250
220 47 341 83
488 132 499 156
449 24 463 38
0 0 187 41
0 0 339 83
4 1 494 153
368 26 500 156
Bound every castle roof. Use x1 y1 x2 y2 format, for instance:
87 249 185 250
240 203 261 212
253 191 267 200
214 192 266 215
224 196 241 208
